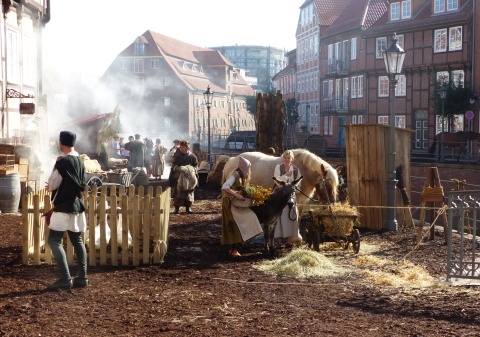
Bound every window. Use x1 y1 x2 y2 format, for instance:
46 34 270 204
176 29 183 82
395 75 406 96
157 97 172 106
328 44 334 65
7 30 19 83
358 75 364 97
150 59 161 69
351 77 357 98
378 76 389 97
434 0 445 12
435 0 458 12
22 35 35 85
352 116 357 124
451 70 464 87
449 26 462 51
134 38 145 56
391 3 400 20
220 100 225 108
134 59 144 73
396 34 405 49
323 116 333 135
134 76 144 92
396 116 406 128
213 99 217 108
376 37 387 58
378 116 389 125
358 115 363 124
351 38 357 60
120 59 128 69
447 0 458 11
402 1 411 18
160 77 171 86
434 29 447 52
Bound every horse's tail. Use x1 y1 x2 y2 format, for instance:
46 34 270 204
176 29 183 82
428 138 437 154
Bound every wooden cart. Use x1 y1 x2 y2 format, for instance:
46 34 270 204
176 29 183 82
305 211 360 254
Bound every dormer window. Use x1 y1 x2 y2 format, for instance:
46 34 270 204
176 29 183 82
390 0 411 21
434 0 458 13
134 36 147 56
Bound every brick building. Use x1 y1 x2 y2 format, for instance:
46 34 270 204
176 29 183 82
276 0 478 153
98 30 255 143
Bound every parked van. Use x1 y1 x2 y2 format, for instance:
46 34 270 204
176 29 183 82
224 131 256 151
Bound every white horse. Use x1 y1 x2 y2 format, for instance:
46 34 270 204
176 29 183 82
222 149 340 216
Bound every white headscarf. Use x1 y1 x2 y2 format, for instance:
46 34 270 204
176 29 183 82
238 156 251 178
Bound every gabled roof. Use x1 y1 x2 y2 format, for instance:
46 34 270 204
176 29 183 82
314 0 352 26
324 0 387 37
272 51 296 80
366 0 473 35
115 30 251 95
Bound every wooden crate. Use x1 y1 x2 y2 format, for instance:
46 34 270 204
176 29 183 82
0 144 14 155
346 124 412 230
0 154 15 166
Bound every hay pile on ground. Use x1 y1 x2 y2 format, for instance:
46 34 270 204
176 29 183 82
310 202 360 237
255 248 345 278
353 255 434 288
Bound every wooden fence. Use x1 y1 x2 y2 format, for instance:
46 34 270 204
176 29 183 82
21 184 171 266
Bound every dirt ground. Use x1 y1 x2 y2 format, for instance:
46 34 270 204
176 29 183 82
1 183 480 337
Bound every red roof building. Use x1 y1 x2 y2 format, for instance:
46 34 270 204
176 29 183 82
98 30 255 144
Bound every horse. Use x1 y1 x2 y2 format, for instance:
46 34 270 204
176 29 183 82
429 131 480 161
250 176 302 253
222 149 340 216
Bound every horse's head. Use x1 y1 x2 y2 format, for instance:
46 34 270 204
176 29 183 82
314 164 339 204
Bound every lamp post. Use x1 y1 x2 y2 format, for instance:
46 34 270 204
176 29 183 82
203 85 214 163
438 84 447 162
382 33 405 231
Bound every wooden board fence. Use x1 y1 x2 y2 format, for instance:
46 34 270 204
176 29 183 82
21 184 171 266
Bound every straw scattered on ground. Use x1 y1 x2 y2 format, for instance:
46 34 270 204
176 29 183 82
255 247 346 278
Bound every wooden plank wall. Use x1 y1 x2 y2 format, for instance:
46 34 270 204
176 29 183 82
346 124 411 229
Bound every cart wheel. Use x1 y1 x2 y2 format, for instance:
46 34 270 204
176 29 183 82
87 176 102 194
312 229 320 252
350 229 360 254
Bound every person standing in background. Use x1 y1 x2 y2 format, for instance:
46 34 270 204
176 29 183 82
151 138 166 180
129 134 146 169
144 137 154 178
123 135 134 161
45 131 88 289
169 141 198 214
166 139 181 165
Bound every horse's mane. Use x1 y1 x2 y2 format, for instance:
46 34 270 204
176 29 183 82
292 149 339 200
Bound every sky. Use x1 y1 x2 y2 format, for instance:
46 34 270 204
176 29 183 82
43 0 304 78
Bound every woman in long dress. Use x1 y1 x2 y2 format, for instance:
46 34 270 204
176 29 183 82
273 150 302 249
221 156 262 257
151 138 166 180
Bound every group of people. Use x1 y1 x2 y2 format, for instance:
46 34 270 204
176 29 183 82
221 150 301 257
43 131 300 289
109 134 167 180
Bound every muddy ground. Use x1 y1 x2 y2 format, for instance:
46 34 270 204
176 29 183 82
1 183 479 337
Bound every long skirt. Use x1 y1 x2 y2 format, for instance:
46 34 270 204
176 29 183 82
151 157 164 178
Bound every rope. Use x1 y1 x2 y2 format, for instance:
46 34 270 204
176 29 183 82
403 205 448 261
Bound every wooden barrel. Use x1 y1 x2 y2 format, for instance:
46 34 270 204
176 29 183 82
0 173 20 213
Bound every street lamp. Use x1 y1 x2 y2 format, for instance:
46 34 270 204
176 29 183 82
203 85 214 163
382 33 405 231
438 84 447 162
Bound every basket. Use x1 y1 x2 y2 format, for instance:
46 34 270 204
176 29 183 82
231 197 257 208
